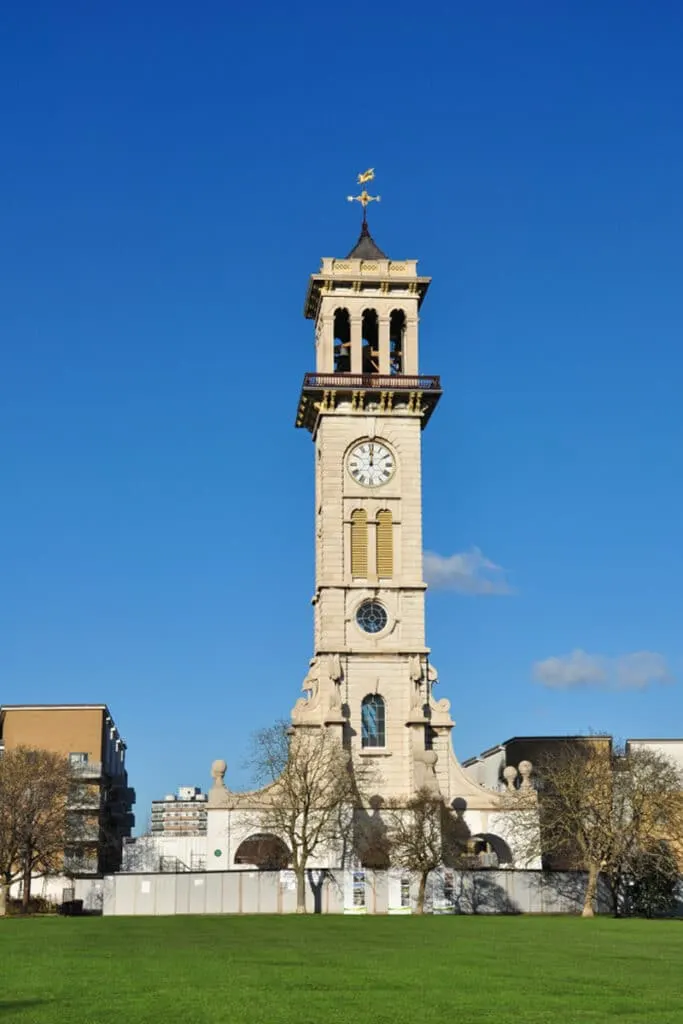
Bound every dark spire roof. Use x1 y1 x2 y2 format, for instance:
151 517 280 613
346 216 387 259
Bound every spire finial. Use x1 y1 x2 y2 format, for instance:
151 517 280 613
347 168 381 228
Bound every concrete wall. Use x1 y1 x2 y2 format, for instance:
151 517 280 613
122 834 210 872
103 868 619 917
627 738 683 774
10 873 104 911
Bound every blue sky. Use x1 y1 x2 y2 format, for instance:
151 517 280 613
2 2 683 826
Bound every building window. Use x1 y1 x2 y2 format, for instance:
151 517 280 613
353 870 366 907
361 694 386 748
69 753 88 765
400 876 411 908
356 600 387 635
376 509 393 577
350 510 368 578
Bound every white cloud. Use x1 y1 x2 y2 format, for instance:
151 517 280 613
533 649 673 691
533 650 608 689
615 651 671 689
424 547 514 595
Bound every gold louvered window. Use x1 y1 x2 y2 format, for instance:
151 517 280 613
350 509 368 578
376 509 393 578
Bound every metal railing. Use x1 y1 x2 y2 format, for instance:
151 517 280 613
64 857 99 875
70 760 103 778
302 373 441 391
67 791 101 810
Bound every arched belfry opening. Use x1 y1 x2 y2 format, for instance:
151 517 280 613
333 308 351 372
389 309 406 375
361 310 379 374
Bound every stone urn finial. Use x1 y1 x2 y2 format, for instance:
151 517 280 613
211 759 227 789
502 764 518 791
518 760 533 790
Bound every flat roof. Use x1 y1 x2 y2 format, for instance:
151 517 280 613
502 735 612 745
1 704 109 711
626 737 683 743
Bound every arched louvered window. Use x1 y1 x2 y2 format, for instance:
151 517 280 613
361 694 386 748
350 509 368 578
376 509 393 578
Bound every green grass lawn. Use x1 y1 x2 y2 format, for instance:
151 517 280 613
0 916 682 1023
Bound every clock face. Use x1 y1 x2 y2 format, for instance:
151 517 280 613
347 441 395 487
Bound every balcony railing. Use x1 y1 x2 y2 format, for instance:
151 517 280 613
302 373 441 391
70 760 102 778
64 856 99 876
67 822 101 842
67 791 101 810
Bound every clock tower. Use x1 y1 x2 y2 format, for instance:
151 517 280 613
206 177 539 874
292 185 471 802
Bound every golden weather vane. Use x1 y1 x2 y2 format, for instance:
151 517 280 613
347 168 381 216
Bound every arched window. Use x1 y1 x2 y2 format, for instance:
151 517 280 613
376 509 393 578
361 694 386 748
333 309 351 372
361 310 379 374
389 309 405 375
350 509 368 578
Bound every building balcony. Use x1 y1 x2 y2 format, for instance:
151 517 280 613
302 371 441 391
108 799 135 819
64 855 99 876
70 760 102 779
67 792 101 810
67 821 101 843
296 372 442 432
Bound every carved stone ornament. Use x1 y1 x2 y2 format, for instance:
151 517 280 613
292 658 323 723
211 759 227 789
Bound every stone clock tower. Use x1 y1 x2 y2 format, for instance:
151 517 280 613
206 184 538 874
291 201 476 804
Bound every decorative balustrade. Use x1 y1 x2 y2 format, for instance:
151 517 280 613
302 373 441 391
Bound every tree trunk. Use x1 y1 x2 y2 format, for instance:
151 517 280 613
582 861 599 917
21 857 32 914
0 880 8 917
295 865 307 914
607 872 621 918
416 871 428 915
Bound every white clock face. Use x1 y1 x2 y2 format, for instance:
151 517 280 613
347 441 395 487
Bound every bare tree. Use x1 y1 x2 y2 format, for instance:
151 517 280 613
504 738 683 917
248 722 374 913
383 788 468 914
0 747 73 914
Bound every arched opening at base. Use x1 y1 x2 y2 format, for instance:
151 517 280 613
234 834 291 870
469 833 514 868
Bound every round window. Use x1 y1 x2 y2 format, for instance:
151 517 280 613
356 600 388 634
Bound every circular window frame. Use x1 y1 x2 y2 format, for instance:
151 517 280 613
355 599 389 636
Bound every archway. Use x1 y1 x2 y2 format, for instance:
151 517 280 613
470 833 514 867
234 833 291 870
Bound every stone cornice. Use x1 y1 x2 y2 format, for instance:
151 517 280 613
304 258 431 320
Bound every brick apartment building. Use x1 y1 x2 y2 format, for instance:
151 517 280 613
0 704 135 879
